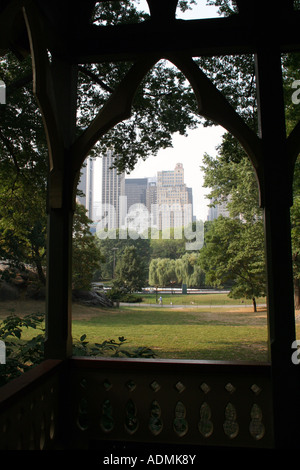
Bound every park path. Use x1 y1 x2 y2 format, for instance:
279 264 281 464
120 302 267 309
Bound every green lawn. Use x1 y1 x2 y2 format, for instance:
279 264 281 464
71 303 269 362
2 295 299 363
137 292 267 306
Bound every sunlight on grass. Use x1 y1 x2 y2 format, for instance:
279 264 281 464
139 293 267 306
71 304 269 362
0 294 287 363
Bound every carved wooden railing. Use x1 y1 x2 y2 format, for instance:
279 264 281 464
67 357 273 450
0 360 65 450
0 357 273 450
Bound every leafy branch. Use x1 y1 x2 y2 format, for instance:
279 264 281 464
0 313 156 386
73 334 156 359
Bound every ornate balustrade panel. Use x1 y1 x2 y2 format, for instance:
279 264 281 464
68 358 273 449
0 360 64 450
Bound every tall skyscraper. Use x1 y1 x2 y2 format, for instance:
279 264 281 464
156 163 193 230
77 156 94 219
125 178 148 212
101 150 125 229
146 178 157 226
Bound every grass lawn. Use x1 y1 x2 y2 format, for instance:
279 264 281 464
0 295 299 363
71 303 270 362
138 292 267 306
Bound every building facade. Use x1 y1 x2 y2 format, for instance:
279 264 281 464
146 178 158 226
101 150 125 229
156 163 193 230
76 156 94 219
125 178 148 211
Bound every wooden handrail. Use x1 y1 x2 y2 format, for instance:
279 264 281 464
69 356 271 375
0 359 64 411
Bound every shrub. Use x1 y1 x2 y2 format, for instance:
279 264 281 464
106 287 143 303
0 312 155 386
0 312 45 385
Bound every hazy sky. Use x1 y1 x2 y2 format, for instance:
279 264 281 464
93 1 224 222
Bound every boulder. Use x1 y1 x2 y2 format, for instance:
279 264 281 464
72 289 114 307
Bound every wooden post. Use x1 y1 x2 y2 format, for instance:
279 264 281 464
255 47 299 449
24 5 79 360
43 58 78 360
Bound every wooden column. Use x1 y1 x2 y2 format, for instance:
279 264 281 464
44 58 78 360
255 47 298 449
24 4 78 360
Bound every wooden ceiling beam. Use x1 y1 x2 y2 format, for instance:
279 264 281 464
48 14 300 64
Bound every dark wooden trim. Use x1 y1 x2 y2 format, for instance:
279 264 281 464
0 359 64 411
69 356 271 377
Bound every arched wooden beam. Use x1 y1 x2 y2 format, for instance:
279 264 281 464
23 3 63 172
72 52 264 208
24 1 263 211
71 55 159 175
166 54 264 203
24 3 80 210
23 3 69 210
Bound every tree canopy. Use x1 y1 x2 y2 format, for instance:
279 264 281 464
199 139 266 311
113 245 148 292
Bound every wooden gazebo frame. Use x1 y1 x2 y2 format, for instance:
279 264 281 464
0 0 299 451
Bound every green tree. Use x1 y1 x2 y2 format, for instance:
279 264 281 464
96 229 151 280
150 235 186 260
200 137 266 311
149 258 160 287
148 258 177 288
0 52 48 284
113 245 147 292
175 252 205 288
199 216 266 311
149 252 205 288
0 165 47 285
72 204 105 290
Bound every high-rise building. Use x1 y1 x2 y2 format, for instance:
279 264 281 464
146 179 157 226
101 150 125 229
77 156 94 219
156 163 193 230
187 186 194 220
125 178 148 212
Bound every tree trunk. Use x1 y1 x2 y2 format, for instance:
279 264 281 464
252 297 257 312
34 256 46 285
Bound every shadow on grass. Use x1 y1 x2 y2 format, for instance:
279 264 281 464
75 307 268 327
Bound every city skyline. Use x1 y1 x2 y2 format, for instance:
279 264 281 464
77 5 224 222
94 154 195 232
92 124 224 221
